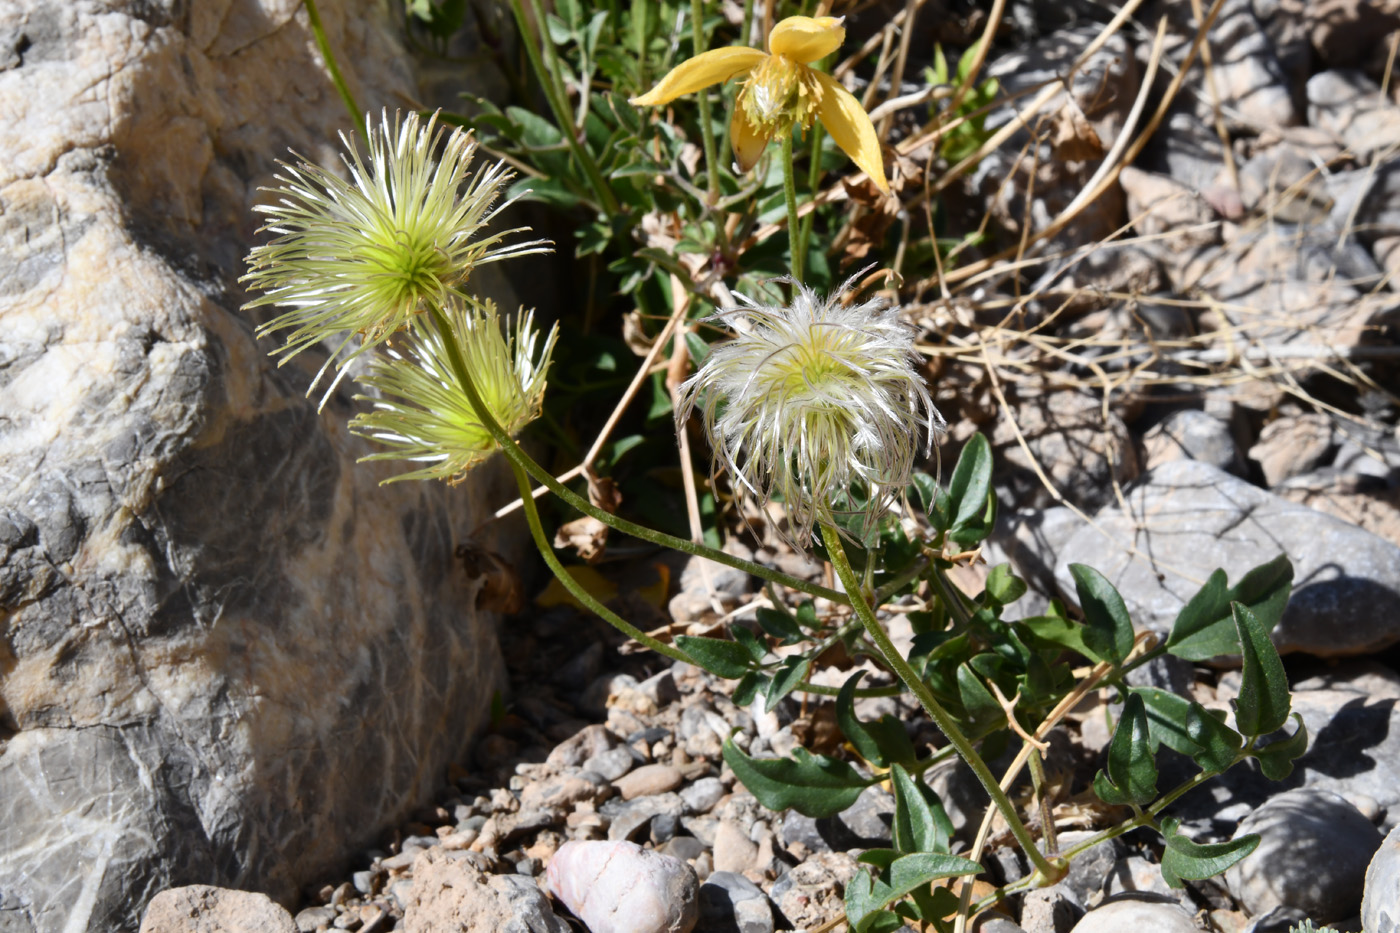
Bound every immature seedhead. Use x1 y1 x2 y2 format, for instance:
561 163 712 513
243 109 547 404
677 276 943 549
349 299 557 484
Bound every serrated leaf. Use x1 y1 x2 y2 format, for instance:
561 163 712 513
1232 602 1291 737
891 764 953 855
1166 556 1293 661
755 607 804 644
1093 693 1158 806
1253 712 1308 780
722 739 873 818
1159 818 1260 888
1187 702 1243 773
845 852 984 933
984 563 1028 607
675 635 754 679
1069 564 1135 666
764 655 811 713
837 671 918 769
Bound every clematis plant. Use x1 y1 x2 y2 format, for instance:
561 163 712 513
632 14 885 279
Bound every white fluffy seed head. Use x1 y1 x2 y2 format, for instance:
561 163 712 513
677 275 944 551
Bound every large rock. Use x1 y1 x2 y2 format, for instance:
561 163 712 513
1054 460 1400 656
1224 788 1382 922
0 2 514 931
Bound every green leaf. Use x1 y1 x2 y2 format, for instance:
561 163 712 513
732 671 767 707
1069 564 1135 666
1131 687 1198 757
910 472 939 514
891 764 953 855
1166 556 1294 661
845 853 983 933
1092 693 1158 806
731 625 768 664
1253 712 1308 781
1019 613 1095 660
796 600 819 630
957 663 1003 732
1232 602 1291 737
946 434 993 546
1186 703 1243 773
675 635 755 679
765 655 812 713
1159 818 1260 888
837 672 918 769
984 563 1028 607
722 739 873 818
755 607 805 644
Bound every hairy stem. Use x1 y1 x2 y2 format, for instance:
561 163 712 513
819 522 1056 879
508 458 693 663
691 0 722 201
509 0 620 214
781 131 803 280
302 0 364 143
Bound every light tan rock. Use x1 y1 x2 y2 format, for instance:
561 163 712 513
405 848 570 933
615 764 685 801
138 886 296 933
712 820 760 874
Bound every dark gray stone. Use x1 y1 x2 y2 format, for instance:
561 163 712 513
1054 460 1400 657
778 785 894 853
699 871 775 933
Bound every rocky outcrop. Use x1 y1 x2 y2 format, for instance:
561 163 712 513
0 2 513 930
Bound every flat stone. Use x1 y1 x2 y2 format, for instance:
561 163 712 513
712 820 760 874
605 793 685 842
139 886 297 933
615 764 685 801
1225 788 1382 922
1054 460 1400 657
584 747 637 782
1309 69 1400 163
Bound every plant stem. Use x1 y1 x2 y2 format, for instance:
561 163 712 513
508 458 694 663
423 306 850 609
302 0 365 143
796 121 823 265
509 0 620 214
781 131 803 280
819 521 1057 880
691 0 722 201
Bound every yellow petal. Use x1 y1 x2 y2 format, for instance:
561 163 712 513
730 103 773 173
768 16 845 65
812 70 889 193
630 46 768 107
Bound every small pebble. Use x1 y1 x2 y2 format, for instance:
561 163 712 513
712 820 759 874
616 764 684 801
1069 896 1199 933
681 778 726 815
699 871 775 933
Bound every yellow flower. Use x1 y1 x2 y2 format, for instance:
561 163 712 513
630 16 888 193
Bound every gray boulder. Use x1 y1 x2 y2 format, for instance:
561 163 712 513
1055 460 1400 657
0 2 514 930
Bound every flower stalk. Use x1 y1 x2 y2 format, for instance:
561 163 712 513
781 131 803 280
819 521 1059 882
